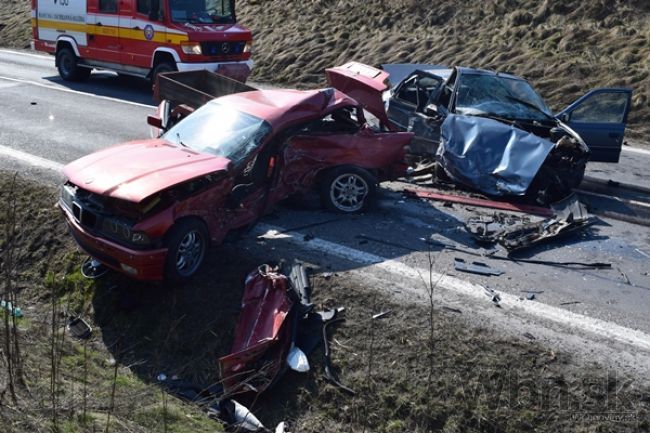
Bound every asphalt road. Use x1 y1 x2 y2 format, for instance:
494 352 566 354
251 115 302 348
1 49 649 374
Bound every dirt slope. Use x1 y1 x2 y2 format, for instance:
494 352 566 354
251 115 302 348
1 0 648 138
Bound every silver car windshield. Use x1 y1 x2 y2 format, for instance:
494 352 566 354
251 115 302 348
169 0 235 24
163 102 270 166
455 74 552 121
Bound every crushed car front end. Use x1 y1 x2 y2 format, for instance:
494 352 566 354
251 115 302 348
59 182 170 280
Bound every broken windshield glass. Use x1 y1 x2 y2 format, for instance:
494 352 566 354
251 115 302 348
455 74 551 121
163 102 270 167
169 0 234 24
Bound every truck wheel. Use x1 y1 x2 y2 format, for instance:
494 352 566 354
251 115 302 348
320 166 376 213
56 48 91 81
164 219 209 282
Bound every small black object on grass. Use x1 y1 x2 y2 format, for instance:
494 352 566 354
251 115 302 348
66 317 92 339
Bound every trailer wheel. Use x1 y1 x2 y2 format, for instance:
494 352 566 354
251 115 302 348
56 48 91 81
320 166 376 213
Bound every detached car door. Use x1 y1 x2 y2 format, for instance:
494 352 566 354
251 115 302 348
556 88 632 163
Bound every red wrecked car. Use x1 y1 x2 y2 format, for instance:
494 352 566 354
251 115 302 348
59 74 412 281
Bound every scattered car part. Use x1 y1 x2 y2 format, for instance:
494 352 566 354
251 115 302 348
66 317 92 339
483 287 502 305
454 258 504 276
465 213 532 244
468 194 594 253
219 265 295 396
442 306 462 314
489 255 611 269
286 345 310 373
322 317 355 395
405 188 553 217
80 257 109 279
207 399 266 432
288 261 312 307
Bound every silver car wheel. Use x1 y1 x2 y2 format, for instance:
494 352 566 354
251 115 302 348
329 173 369 213
175 230 205 277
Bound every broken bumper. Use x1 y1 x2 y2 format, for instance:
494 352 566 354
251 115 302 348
60 205 167 281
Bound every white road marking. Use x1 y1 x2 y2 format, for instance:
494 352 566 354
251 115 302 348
0 75 156 109
0 81 21 90
0 48 52 60
256 224 650 353
623 146 650 156
2 135 650 353
576 189 650 209
0 144 64 172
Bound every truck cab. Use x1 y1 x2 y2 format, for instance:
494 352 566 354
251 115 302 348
31 0 253 82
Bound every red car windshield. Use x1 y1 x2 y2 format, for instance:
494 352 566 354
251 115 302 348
169 0 235 24
163 102 271 166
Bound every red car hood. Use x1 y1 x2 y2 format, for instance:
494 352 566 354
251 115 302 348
325 62 394 130
63 139 231 203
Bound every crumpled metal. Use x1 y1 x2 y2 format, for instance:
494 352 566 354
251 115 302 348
437 114 556 196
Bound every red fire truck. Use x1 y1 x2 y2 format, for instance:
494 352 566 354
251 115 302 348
31 0 253 82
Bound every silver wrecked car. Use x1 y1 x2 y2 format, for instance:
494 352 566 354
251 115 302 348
327 62 632 204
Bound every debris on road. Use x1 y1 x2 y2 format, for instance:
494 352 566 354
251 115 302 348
483 287 502 305
466 194 594 252
454 258 504 276
559 301 581 306
405 188 554 217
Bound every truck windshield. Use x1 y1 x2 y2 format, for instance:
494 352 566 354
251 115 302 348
163 102 271 166
169 0 235 24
